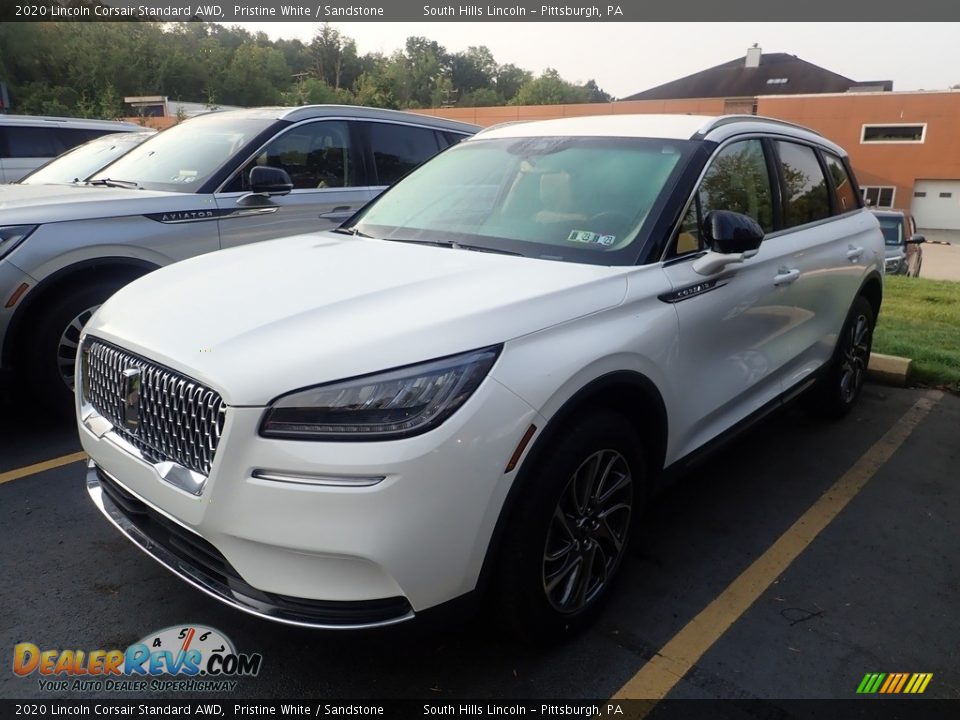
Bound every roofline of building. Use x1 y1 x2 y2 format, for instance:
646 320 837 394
755 88 960 99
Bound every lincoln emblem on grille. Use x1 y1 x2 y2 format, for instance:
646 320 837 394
121 368 141 430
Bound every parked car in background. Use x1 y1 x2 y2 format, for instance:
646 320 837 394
0 115 142 183
0 105 478 411
78 114 884 637
873 209 924 276
18 130 156 186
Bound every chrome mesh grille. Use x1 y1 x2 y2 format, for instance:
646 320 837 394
83 339 225 476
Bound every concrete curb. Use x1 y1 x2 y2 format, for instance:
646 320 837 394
868 353 912 386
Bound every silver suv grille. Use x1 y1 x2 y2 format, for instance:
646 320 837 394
82 339 225 476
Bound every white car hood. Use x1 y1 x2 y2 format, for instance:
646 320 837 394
87 233 629 405
0 183 208 224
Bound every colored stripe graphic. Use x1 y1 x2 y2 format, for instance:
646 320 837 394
857 673 932 694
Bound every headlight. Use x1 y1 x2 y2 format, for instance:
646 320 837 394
260 346 501 440
0 225 38 259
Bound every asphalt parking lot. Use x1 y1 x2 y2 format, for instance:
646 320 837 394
1 384 958 706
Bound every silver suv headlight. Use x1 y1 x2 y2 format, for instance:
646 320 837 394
0 225 38 259
260 346 501 440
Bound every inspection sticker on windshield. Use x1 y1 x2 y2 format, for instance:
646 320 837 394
568 230 616 246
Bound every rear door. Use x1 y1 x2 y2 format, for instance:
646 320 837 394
660 137 806 457
769 143 873 392
215 119 377 248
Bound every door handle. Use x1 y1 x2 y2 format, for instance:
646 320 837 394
846 245 864 261
773 268 800 286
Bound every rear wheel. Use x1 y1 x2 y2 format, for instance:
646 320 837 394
24 280 125 414
494 409 645 638
806 295 875 418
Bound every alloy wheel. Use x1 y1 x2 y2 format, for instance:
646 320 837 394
542 449 633 614
839 313 870 404
57 305 100 390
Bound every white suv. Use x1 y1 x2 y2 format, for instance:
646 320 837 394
78 115 884 635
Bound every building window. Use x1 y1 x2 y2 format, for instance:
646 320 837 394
940 192 954 198
765 78 789 85
861 186 895 208
861 124 926 143
914 191 927 198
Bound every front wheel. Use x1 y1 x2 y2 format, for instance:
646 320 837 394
24 280 126 414
494 409 645 638
806 295 875 418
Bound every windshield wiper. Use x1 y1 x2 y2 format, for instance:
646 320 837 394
331 226 375 238
383 237 523 256
85 178 140 189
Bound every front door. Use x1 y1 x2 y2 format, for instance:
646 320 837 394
215 119 376 248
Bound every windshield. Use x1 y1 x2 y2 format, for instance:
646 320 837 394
89 115 274 193
20 132 153 185
877 216 904 246
350 136 695 265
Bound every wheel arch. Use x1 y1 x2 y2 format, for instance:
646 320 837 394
475 370 669 594
3 257 160 370
858 270 883 321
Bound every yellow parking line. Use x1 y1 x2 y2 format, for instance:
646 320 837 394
0 451 87 486
612 390 943 708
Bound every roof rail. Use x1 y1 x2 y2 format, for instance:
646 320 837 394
696 114 823 138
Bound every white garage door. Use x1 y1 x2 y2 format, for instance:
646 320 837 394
912 180 960 230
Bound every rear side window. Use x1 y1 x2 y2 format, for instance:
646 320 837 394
822 151 860 214
55 127 109 151
368 122 441 185
776 141 831 228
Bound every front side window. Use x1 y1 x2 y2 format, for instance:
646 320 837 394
230 120 355 192
675 139 773 255
0 126 61 158
776 141 831 228
91 115 274 193
351 135 695 266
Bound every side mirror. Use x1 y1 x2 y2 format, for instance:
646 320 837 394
693 210 765 276
249 166 293 196
906 234 926 245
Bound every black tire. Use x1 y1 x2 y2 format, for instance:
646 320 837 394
493 408 645 639
806 295 875 419
24 280 126 415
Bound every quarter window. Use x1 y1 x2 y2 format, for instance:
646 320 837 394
368 122 441 185
776 141 831 228
822 151 860 214
676 139 773 254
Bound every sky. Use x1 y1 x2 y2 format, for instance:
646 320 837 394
235 22 960 99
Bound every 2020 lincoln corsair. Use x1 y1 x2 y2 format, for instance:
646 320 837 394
77 114 885 635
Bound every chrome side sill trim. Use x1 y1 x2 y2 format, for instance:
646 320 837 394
86 462 415 630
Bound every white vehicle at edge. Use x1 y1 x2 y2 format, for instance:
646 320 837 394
78 114 884 635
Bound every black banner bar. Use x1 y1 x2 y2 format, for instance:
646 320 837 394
3 0 960 22
2 699 960 720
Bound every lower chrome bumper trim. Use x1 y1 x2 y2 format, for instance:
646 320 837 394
86 461 415 630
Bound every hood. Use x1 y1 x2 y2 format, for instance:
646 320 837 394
0 184 210 224
86 234 629 405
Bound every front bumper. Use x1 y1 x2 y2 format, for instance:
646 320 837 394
80 376 540 626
